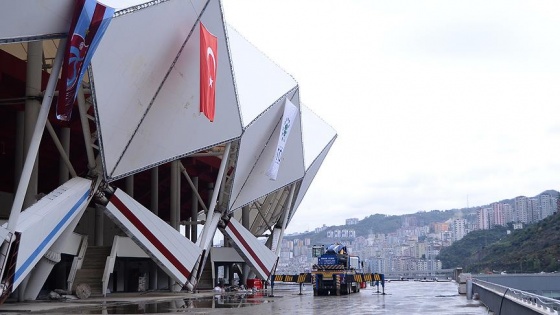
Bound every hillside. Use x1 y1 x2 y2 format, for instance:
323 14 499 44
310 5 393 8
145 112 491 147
285 190 558 243
286 209 477 244
437 213 560 273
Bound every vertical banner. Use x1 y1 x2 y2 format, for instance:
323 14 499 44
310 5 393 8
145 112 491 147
200 22 218 122
56 0 114 121
266 98 298 180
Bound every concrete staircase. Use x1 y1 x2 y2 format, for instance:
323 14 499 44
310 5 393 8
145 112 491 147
72 246 111 296
196 253 214 290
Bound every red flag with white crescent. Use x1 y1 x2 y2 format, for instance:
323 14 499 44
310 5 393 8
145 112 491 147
200 22 218 122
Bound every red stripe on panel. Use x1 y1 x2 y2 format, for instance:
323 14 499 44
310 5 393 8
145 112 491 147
227 221 270 276
110 194 190 279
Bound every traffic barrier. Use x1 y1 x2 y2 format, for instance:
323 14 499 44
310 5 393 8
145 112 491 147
247 278 263 289
273 273 383 285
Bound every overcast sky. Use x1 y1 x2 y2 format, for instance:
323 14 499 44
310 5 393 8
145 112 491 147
221 0 560 234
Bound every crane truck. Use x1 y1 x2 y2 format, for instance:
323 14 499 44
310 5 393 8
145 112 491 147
311 244 364 296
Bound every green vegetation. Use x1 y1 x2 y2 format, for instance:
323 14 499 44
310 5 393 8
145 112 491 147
437 214 560 273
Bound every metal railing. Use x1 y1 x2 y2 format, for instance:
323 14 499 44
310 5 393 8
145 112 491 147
473 278 560 314
67 235 88 292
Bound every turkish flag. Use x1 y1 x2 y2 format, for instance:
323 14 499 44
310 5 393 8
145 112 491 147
200 22 218 122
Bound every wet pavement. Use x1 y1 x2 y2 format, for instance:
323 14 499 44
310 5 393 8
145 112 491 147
0 281 488 314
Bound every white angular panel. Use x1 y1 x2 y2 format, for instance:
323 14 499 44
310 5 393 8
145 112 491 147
229 90 305 211
227 25 298 128
285 105 337 223
0 0 73 43
221 217 277 279
93 0 241 181
111 0 242 178
300 105 337 170
105 189 202 286
11 177 92 288
291 137 336 223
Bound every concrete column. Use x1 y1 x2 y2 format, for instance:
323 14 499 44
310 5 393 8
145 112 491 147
17 41 42 301
242 206 250 286
23 250 61 300
224 265 230 285
169 161 181 292
58 127 70 184
150 167 158 290
14 112 24 188
95 205 104 246
170 161 180 230
204 182 216 244
242 206 250 228
23 41 42 208
151 167 159 215
190 176 198 242
23 198 88 300
126 175 134 197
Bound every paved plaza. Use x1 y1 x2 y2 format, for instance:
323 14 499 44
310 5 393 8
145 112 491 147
0 281 488 314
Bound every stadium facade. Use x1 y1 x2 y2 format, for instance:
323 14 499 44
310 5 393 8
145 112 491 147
0 0 336 302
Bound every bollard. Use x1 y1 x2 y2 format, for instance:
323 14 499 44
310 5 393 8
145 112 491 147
466 279 472 300
269 278 275 297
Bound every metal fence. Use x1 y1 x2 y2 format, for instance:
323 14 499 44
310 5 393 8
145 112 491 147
473 278 560 314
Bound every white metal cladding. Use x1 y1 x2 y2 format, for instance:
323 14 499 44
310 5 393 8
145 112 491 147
10 177 92 289
228 90 305 211
92 0 241 181
226 24 298 128
105 189 202 286
249 187 291 237
110 0 242 179
222 217 277 280
0 0 73 43
291 137 336 224
300 104 337 170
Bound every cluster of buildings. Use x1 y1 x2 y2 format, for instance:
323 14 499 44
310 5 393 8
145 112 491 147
277 193 559 276
277 225 445 275
476 194 558 230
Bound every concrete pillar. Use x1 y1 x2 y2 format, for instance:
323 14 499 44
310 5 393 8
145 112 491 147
205 182 216 244
59 127 70 183
150 167 158 290
151 167 158 215
242 206 250 286
169 161 181 292
23 200 87 300
23 41 42 208
95 205 104 246
14 112 24 188
170 161 180 230
190 177 198 242
126 175 134 197
17 41 42 301
224 265 230 285
23 250 61 300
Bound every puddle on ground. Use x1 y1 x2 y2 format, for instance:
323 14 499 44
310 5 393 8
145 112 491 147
37 293 274 314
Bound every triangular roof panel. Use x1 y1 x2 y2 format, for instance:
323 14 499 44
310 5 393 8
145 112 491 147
92 0 241 181
226 24 297 128
229 90 305 211
0 0 73 43
290 105 337 221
